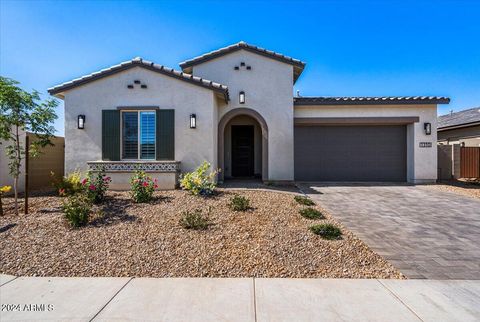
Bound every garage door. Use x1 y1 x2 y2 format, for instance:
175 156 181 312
294 125 407 181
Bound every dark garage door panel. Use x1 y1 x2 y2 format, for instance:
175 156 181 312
294 125 407 182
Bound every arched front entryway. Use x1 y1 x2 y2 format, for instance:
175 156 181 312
218 108 268 182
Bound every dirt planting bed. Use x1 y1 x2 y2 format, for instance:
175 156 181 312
0 189 403 278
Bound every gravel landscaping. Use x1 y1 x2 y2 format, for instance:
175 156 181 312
0 189 403 278
426 180 480 199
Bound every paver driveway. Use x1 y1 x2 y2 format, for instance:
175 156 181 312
298 183 480 279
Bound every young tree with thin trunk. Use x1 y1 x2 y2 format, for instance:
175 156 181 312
0 77 58 215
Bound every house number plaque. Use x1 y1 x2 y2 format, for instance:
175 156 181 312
419 142 432 148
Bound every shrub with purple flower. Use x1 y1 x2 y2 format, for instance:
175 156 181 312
130 171 158 203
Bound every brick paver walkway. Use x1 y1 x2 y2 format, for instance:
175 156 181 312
298 183 480 279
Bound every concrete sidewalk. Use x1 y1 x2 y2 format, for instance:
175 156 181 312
1 275 479 321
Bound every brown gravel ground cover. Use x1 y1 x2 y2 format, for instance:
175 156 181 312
426 180 480 199
0 189 403 278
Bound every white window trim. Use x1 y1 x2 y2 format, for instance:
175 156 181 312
120 110 156 161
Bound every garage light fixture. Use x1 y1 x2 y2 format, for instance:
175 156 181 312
239 91 245 104
78 115 85 129
190 114 196 129
424 122 431 135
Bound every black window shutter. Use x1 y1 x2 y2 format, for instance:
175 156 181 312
156 109 175 160
102 110 120 161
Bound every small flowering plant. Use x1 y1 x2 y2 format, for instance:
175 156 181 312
180 161 218 196
130 171 158 203
0 185 12 216
52 171 83 196
81 168 111 204
0 185 11 194
63 193 92 228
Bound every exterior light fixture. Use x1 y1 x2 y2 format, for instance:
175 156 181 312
78 115 85 129
424 122 431 135
190 114 196 129
239 91 245 104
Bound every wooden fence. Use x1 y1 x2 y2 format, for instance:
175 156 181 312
460 147 480 178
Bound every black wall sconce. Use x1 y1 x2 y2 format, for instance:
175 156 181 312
239 91 245 104
190 114 196 129
424 122 431 135
78 115 85 129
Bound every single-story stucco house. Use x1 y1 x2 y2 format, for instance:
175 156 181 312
48 41 450 189
438 107 480 147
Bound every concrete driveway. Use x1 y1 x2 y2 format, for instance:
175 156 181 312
297 183 480 279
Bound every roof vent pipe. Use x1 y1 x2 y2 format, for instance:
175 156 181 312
296 90 300 97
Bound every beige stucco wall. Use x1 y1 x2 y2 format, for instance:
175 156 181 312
28 135 64 190
1 131 64 193
294 104 438 183
63 66 218 176
192 49 295 181
0 129 26 193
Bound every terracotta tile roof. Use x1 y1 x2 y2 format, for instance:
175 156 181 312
294 96 450 106
48 57 229 101
438 107 480 129
179 41 306 82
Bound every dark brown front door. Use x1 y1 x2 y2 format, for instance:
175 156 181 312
232 125 254 177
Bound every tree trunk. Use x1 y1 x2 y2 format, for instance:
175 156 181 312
14 125 20 215
13 177 18 215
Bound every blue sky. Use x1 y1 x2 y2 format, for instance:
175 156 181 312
1 0 479 135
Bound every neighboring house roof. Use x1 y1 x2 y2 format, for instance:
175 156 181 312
438 107 480 130
179 41 306 82
294 96 451 106
48 57 230 101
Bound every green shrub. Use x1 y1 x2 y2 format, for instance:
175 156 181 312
299 207 324 219
309 223 342 240
52 171 83 196
229 195 250 211
180 208 211 230
63 193 92 228
180 161 218 196
81 168 111 204
130 171 158 203
294 195 315 206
